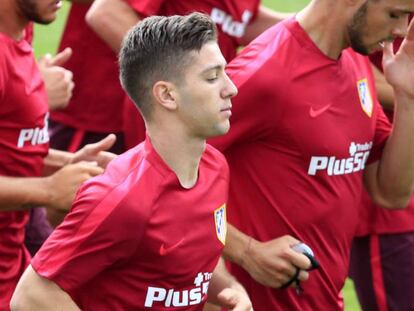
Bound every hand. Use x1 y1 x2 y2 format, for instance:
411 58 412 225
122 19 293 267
45 161 104 212
38 48 75 110
217 287 253 311
242 235 311 288
383 19 414 99
71 134 117 168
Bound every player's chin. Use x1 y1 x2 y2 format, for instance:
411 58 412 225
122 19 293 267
36 14 57 25
207 122 230 138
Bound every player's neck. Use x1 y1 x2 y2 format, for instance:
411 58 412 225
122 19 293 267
296 1 350 60
147 127 205 189
0 2 27 40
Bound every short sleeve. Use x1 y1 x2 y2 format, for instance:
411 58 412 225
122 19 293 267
31 180 150 292
124 0 166 18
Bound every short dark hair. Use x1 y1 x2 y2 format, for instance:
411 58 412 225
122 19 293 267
119 13 217 118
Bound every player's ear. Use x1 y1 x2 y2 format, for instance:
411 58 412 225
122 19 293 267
152 81 177 111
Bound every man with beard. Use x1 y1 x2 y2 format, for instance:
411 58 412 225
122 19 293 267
0 0 116 307
349 14 414 311
205 0 414 310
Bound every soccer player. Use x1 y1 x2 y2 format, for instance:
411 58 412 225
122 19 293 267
48 0 126 155
86 0 291 149
11 13 253 310
205 0 414 310
349 14 414 311
0 0 116 306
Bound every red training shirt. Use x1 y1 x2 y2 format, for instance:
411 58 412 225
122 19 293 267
209 18 391 311
50 4 126 133
0 32 49 308
32 138 229 310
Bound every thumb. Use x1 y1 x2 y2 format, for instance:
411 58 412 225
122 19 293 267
217 288 238 309
49 47 73 66
88 134 117 154
382 41 394 68
38 53 52 66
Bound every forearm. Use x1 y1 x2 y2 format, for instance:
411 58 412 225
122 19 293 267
86 0 140 53
222 224 251 268
372 93 414 208
11 265 80 311
207 258 247 306
372 64 395 111
241 6 292 45
0 176 50 211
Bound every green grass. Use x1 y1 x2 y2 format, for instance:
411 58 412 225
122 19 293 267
33 1 70 57
33 1 361 310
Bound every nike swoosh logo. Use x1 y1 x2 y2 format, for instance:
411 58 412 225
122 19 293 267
309 103 333 118
159 238 185 256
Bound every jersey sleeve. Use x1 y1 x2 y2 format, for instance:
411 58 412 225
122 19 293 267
124 0 165 18
366 100 392 164
31 179 151 292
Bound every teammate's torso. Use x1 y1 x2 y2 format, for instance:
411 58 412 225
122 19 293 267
211 18 390 310
50 4 125 132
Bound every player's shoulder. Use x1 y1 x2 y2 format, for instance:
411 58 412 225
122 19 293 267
79 143 161 202
69 144 164 227
227 18 296 85
202 144 229 173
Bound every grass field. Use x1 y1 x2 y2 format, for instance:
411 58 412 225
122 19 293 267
33 1 361 310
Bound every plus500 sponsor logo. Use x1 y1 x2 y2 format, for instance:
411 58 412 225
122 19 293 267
17 113 49 148
210 8 252 38
144 272 211 308
308 142 372 176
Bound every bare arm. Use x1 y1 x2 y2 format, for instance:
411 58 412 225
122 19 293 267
364 20 414 209
0 135 116 212
371 63 395 111
207 258 252 311
223 224 310 288
240 6 292 46
86 0 140 53
10 265 80 311
0 163 103 212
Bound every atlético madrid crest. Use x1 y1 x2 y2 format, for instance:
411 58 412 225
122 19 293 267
357 78 373 117
214 205 227 245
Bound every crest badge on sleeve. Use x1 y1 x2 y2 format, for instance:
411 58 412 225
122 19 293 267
357 78 373 117
214 204 227 245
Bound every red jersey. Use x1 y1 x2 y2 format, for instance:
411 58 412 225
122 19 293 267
123 0 261 149
0 33 49 308
209 18 391 310
357 14 414 235
32 138 229 310
50 4 125 133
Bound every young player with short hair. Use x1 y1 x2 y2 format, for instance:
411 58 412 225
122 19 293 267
11 13 252 310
